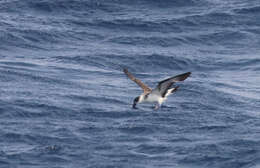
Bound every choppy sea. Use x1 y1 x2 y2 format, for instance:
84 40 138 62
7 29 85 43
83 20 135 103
0 0 260 167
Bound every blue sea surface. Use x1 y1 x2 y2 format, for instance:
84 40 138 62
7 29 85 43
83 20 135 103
0 0 260 167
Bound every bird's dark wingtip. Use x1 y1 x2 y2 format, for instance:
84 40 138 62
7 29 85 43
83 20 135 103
178 72 191 81
123 68 128 73
187 72 191 77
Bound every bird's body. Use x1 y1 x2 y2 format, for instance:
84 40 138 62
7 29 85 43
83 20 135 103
123 69 191 109
139 87 176 103
136 86 179 109
139 92 160 103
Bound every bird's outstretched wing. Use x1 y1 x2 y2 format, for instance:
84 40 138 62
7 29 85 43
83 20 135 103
123 68 152 93
156 72 191 97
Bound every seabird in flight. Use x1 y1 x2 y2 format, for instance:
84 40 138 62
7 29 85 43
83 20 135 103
123 68 191 109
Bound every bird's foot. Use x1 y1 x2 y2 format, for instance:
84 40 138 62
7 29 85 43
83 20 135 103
154 104 160 110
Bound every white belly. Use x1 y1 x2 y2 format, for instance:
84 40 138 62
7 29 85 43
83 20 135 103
143 94 166 106
143 89 174 105
145 94 160 103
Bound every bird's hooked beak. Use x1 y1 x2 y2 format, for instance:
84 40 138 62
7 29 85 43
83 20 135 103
132 97 139 109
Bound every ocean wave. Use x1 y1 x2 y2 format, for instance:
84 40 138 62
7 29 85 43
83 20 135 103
107 36 186 47
234 6 260 14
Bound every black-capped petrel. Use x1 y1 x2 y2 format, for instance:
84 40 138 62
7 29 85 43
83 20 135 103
123 68 191 109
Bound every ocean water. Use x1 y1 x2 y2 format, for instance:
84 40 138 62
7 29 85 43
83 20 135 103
0 0 260 167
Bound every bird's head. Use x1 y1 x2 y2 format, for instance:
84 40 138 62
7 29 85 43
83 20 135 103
132 96 140 109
